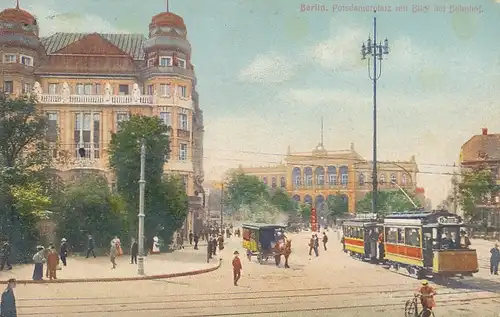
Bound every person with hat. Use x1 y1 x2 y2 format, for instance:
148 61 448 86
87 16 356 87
232 251 242 286
60 238 68 266
415 280 436 317
0 278 17 317
32 246 45 281
0 241 12 271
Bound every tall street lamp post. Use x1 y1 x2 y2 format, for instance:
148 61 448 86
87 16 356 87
137 139 146 275
361 11 390 214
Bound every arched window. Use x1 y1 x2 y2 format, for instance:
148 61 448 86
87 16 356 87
359 173 365 186
402 173 408 185
292 167 301 188
271 177 277 188
304 195 312 205
292 194 300 202
379 174 386 184
280 176 286 188
327 166 337 186
315 166 325 186
339 166 348 186
304 167 313 187
390 173 397 184
263 177 268 185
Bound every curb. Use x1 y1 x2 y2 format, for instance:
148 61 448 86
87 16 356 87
1 259 221 285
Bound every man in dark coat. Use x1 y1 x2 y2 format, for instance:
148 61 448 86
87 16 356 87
130 238 138 264
0 242 12 271
85 235 96 258
193 234 199 250
188 231 194 245
60 238 68 266
207 239 212 263
212 235 217 256
1 278 17 317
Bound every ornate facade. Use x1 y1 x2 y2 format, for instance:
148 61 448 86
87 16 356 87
235 142 418 213
0 4 205 234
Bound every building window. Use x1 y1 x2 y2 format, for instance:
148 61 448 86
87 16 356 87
402 174 408 186
116 112 129 131
147 58 154 67
359 173 365 186
48 83 58 95
20 55 33 66
280 176 286 188
76 83 84 95
178 85 187 97
159 56 172 67
159 111 171 126
177 58 186 69
74 112 100 159
178 113 188 130
306 174 313 187
118 85 129 95
3 54 16 63
3 81 13 93
22 82 31 93
84 84 92 95
160 84 171 96
263 177 268 185
341 174 348 186
147 84 154 95
95 84 101 95
179 143 188 161
390 173 397 184
379 174 386 185
46 112 58 143
271 177 277 188
329 174 337 185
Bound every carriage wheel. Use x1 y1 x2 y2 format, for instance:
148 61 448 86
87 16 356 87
404 299 418 317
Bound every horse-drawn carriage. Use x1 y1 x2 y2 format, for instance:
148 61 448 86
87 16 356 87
242 223 291 267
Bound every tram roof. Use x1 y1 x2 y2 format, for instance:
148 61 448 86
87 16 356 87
383 210 462 225
242 223 286 230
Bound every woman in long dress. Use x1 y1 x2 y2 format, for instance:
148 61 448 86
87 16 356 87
152 236 160 254
32 246 45 280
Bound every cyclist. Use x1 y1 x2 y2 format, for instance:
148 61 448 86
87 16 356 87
415 280 436 317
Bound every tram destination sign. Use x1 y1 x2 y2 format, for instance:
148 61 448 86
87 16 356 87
437 216 460 225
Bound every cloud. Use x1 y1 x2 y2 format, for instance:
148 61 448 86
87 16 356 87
278 88 369 108
29 3 129 36
238 53 295 84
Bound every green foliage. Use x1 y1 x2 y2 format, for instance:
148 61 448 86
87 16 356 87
457 166 497 222
225 172 269 211
55 173 128 252
297 203 312 221
0 94 55 262
326 193 349 217
356 190 421 214
108 115 187 248
269 189 296 213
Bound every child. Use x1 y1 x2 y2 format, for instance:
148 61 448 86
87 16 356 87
246 249 252 262
232 251 242 286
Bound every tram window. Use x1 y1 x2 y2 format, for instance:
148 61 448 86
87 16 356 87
432 228 439 248
404 228 421 247
385 227 398 243
397 229 404 244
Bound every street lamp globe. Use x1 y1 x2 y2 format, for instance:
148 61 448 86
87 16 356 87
367 37 372 53
361 43 367 59
383 38 389 54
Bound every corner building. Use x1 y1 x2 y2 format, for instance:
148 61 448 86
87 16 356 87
235 142 419 213
0 4 205 234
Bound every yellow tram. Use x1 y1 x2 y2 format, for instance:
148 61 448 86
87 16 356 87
342 213 380 261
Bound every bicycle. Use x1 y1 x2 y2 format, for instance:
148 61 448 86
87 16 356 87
404 294 436 317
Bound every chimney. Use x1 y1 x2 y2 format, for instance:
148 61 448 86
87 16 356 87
482 128 488 135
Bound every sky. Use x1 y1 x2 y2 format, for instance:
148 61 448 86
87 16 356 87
7 0 500 206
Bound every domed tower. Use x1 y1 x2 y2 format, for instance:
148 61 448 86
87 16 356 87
0 0 40 95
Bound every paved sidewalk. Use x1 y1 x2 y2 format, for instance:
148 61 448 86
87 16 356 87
0 245 220 283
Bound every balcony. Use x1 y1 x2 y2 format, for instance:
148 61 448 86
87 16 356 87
32 81 193 108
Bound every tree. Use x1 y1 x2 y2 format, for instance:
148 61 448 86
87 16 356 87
269 189 296 214
225 172 269 212
108 115 187 248
55 173 127 252
0 93 56 262
356 191 421 214
457 166 497 223
297 203 312 221
326 193 349 218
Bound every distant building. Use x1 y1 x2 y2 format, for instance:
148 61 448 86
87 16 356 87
460 128 500 178
231 140 419 213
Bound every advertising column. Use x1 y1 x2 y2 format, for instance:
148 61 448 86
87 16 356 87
310 207 318 232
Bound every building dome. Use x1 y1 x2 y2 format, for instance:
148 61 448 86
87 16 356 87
150 12 185 29
0 6 36 25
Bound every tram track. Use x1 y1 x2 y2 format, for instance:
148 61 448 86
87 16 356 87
17 285 498 316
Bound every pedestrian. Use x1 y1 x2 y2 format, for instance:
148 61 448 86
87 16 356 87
46 246 59 280
212 235 217 256
322 232 328 251
45 243 54 278
207 238 212 263
113 236 123 256
308 235 314 256
188 231 193 245
490 243 500 275
0 278 17 317
130 238 138 264
218 235 225 251
0 241 12 271
110 241 118 269
193 233 199 250
232 251 242 286
86 234 96 258
59 238 68 267
313 234 319 257
32 246 45 281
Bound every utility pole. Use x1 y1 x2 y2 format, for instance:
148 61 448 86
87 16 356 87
137 139 146 275
361 11 390 214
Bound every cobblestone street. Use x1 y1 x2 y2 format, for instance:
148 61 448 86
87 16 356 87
8 232 500 316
